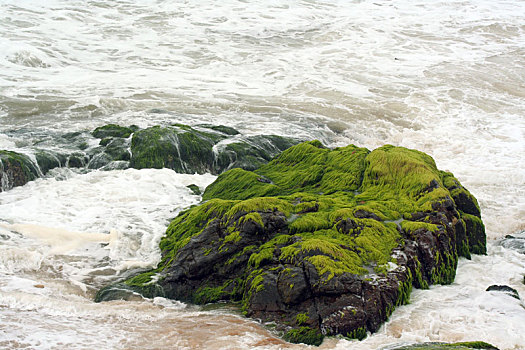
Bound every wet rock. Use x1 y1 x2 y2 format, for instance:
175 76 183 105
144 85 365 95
35 150 67 174
94 282 152 302
99 141 487 346
198 124 240 136
99 160 130 171
500 231 525 254
187 184 201 195
486 285 520 300
92 124 138 139
130 125 217 173
0 124 300 188
215 135 303 173
67 152 89 168
129 125 300 174
104 137 131 161
0 150 39 192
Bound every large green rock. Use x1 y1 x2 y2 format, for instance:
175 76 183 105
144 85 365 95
96 141 486 346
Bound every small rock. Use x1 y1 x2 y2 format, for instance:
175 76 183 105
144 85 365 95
187 184 201 196
486 285 520 300
34 284 45 289
500 231 525 254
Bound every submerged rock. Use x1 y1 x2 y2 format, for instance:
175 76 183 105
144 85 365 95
97 141 486 345
129 125 218 173
128 124 299 174
0 150 39 192
500 231 525 254
0 123 300 192
486 285 520 300
35 150 67 175
187 184 202 196
214 135 299 173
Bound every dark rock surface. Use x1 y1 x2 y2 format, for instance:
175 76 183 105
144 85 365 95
0 150 39 192
96 141 486 345
486 285 520 300
500 231 525 254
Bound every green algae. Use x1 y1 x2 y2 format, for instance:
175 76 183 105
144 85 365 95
194 283 230 304
158 198 236 265
345 327 367 341
401 221 440 235
120 270 165 299
283 326 324 346
0 150 39 190
240 212 264 227
430 250 458 285
295 313 310 325
288 212 332 234
441 171 481 216
187 184 201 196
461 212 486 255
160 141 483 281
198 124 240 136
92 124 137 139
203 168 280 200
130 125 217 173
396 270 413 306
226 197 292 219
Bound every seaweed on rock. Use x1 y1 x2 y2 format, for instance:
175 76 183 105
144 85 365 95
0 150 39 192
96 141 486 346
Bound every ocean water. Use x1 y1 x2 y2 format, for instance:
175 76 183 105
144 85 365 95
0 0 524 349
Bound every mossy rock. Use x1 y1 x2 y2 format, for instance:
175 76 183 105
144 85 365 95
214 135 300 173
92 124 137 139
96 141 486 346
0 150 39 191
129 125 217 173
67 152 89 168
198 124 240 136
103 137 131 161
129 124 301 174
35 150 67 175
187 184 202 196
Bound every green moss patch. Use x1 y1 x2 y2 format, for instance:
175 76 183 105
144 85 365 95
283 327 324 346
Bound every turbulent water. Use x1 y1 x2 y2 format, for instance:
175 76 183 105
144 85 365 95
0 0 524 349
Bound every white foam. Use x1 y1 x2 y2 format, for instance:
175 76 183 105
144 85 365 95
0 169 215 282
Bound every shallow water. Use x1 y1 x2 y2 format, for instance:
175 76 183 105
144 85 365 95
1 0 524 349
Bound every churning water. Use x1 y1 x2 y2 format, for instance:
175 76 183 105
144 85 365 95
0 1 524 349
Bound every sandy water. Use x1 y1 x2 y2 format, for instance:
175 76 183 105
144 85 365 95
0 1 524 349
